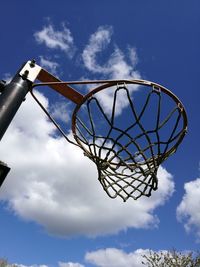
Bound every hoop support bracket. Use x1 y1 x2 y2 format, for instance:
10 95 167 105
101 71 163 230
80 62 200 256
20 60 84 104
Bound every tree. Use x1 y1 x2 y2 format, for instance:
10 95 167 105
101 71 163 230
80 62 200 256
142 249 200 267
0 259 9 267
0 259 17 267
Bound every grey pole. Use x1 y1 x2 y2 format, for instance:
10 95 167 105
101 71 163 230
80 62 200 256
0 63 33 186
0 64 33 141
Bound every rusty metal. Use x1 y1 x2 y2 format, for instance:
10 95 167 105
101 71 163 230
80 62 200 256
37 69 84 104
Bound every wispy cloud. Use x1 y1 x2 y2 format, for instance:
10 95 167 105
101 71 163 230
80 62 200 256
50 101 71 123
34 23 75 58
177 178 200 240
82 26 113 74
82 26 141 114
82 26 140 79
2 72 12 83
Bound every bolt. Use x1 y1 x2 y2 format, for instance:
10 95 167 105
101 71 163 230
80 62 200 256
29 59 36 68
22 70 29 80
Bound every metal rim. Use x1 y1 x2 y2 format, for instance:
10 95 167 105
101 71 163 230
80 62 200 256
72 79 188 161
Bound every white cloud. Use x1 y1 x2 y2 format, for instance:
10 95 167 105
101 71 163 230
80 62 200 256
82 26 113 74
14 262 83 267
59 262 84 267
82 26 140 80
85 248 149 267
16 265 48 267
106 47 140 79
82 26 141 115
39 56 59 76
34 23 75 57
14 249 148 267
0 91 174 237
2 72 12 83
128 46 138 67
177 178 200 239
12 248 194 267
50 101 71 123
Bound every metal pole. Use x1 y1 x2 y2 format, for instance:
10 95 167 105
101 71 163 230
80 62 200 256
0 62 38 187
0 64 32 141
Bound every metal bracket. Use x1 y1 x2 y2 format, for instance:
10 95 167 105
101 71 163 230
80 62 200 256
19 60 42 82
0 160 10 187
0 80 6 93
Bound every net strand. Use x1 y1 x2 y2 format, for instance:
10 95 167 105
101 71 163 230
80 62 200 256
29 89 80 147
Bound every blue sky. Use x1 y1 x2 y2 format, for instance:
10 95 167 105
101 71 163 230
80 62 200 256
0 0 200 266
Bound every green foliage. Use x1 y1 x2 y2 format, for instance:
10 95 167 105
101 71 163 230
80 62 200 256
142 249 200 267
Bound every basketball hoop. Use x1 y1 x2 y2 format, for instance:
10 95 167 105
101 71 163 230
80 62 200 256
32 77 187 201
0 61 188 199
